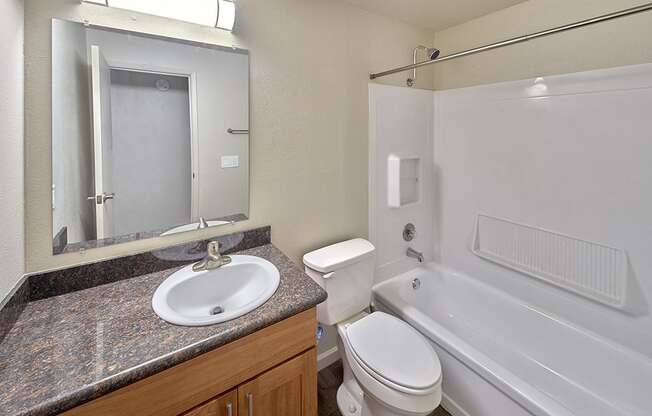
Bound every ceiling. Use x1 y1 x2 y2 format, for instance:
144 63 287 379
340 0 528 31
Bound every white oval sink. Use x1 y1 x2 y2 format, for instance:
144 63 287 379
152 255 280 326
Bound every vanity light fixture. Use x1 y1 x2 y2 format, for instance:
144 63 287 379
82 0 236 31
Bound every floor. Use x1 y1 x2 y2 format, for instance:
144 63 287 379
318 361 451 416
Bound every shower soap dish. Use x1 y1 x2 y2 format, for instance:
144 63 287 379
472 213 628 309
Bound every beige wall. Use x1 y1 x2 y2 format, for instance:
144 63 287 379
0 0 25 301
433 0 652 89
24 0 433 273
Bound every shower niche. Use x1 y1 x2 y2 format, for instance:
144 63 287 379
387 154 420 208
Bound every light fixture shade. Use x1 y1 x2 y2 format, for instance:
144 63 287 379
216 0 236 31
82 0 236 31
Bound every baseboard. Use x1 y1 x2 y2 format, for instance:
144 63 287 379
317 345 340 371
442 392 471 416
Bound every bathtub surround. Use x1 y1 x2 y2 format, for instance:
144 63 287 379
371 63 652 358
369 63 652 416
432 64 652 358
0 0 25 304
368 84 435 282
0 227 327 416
23 0 435 275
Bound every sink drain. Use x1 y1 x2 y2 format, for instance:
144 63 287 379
210 305 224 315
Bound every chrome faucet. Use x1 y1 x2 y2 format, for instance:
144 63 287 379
407 247 424 263
196 217 209 230
193 241 232 272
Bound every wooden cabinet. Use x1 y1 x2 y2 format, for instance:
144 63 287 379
184 390 237 416
238 348 316 416
62 309 317 416
183 349 317 416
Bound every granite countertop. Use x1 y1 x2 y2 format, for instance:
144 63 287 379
0 244 327 416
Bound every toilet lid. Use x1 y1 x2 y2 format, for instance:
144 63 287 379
346 312 441 391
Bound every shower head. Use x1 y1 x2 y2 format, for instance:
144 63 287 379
426 47 440 60
407 45 440 87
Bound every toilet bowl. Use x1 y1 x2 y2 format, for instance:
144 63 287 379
335 312 442 416
303 239 442 416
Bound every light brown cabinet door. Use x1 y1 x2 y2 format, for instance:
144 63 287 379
183 389 238 416
238 348 317 416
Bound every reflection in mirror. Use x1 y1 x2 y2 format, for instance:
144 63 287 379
51 19 250 255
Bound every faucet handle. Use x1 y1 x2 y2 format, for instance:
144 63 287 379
192 240 231 272
207 241 221 256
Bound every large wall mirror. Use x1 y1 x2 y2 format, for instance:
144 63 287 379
51 19 250 255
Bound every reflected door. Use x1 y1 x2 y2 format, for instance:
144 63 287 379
90 45 115 239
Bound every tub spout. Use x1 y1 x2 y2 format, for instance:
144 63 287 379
407 247 424 263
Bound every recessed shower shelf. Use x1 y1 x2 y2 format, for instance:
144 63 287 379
472 214 628 308
387 155 420 208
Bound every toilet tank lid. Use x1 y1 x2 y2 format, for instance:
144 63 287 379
303 238 375 273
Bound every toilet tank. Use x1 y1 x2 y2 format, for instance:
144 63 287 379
303 239 375 325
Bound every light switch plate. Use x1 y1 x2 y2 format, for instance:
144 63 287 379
221 155 239 168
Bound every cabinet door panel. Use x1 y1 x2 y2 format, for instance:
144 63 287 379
239 348 317 416
183 389 237 416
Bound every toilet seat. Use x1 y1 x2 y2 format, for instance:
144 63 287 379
337 312 442 415
345 312 441 393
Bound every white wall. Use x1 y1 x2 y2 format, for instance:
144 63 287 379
110 71 192 236
25 0 434 272
51 19 95 244
369 84 434 282
0 0 25 301
433 0 652 90
433 63 652 358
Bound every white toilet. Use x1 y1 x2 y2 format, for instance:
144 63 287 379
304 239 442 416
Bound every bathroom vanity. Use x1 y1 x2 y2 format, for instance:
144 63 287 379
0 227 327 416
63 309 317 416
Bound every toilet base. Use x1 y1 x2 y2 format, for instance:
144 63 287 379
337 383 362 416
337 348 436 416
337 381 435 416
337 351 364 416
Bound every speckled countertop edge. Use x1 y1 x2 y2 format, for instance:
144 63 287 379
0 244 327 416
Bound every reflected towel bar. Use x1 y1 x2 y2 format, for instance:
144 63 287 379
227 128 249 134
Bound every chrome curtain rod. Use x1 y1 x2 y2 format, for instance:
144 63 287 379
369 2 652 80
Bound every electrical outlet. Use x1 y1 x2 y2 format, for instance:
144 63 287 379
220 155 239 168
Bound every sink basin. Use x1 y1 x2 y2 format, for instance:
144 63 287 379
152 255 280 326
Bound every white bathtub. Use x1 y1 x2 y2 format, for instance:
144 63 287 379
372 264 652 416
